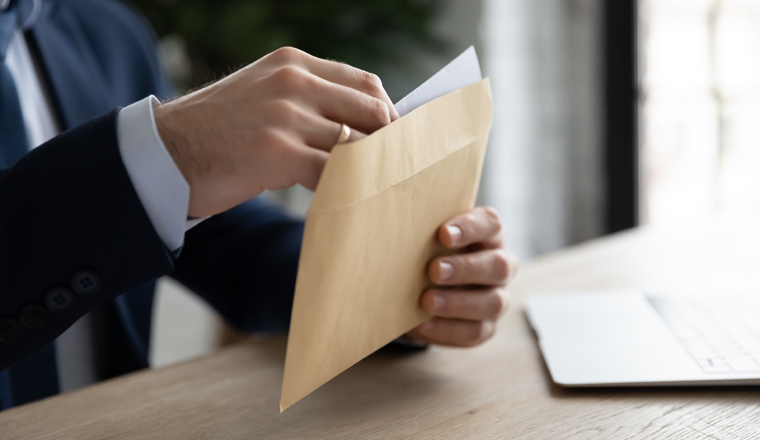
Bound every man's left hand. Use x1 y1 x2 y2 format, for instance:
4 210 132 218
406 207 518 347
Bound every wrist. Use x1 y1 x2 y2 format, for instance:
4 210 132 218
153 101 184 176
154 100 201 217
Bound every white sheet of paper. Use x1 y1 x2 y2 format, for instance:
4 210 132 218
394 46 483 117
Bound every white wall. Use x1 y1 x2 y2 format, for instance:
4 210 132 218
483 0 605 259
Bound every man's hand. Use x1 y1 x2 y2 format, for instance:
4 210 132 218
406 207 518 347
154 47 399 218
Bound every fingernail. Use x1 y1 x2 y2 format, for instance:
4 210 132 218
433 294 448 312
446 225 462 245
439 261 455 281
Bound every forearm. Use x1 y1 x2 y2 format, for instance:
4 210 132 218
0 111 175 370
170 198 303 334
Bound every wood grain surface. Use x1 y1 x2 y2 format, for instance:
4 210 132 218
2 222 759 439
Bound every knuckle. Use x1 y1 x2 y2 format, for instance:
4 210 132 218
259 128 287 147
459 212 478 235
482 206 502 222
492 250 511 281
268 100 299 125
367 98 391 127
466 322 492 346
359 70 383 95
490 290 506 318
271 46 302 64
491 289 511 318
482 206 503 232
274 66 309 92
462 212 478 226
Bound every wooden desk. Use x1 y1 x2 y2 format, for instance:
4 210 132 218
3 224 760 439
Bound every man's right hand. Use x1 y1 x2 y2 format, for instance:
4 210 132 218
154 47 399 218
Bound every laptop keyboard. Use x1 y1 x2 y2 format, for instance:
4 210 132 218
647 294 760 374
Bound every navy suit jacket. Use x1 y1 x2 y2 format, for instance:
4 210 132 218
0 0 302 409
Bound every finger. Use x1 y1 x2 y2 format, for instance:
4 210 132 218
265 100 367 151
419 288 510 321
310 79 393 135
406 318 497 348
306 119 366 149
299 111 368 149
326 121 366 146
295 53 400 121
439 207 503 249
264 65 392 134
287 144 329 191
428 249 515 286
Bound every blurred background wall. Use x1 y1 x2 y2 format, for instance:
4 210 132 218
483 0 603 258
128 0 605 367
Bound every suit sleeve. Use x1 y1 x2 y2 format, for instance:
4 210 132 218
170 198 304 334
0 111 176 371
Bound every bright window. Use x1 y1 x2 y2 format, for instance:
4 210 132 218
640 0 760 225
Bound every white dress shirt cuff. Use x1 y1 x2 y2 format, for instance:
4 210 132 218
117 95 200 252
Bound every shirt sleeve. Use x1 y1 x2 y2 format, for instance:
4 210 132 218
116 96 203 251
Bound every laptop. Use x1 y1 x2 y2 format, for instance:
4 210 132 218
525 289 760 386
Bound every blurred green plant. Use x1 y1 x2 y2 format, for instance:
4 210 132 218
129 0 444 92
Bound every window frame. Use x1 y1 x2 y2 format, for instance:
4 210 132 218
603 0 639 233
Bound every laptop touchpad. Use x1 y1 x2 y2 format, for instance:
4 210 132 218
526 290 702 386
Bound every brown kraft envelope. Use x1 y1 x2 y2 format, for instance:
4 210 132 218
280 78 493 411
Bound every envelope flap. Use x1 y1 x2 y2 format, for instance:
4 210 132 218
310 78 492 212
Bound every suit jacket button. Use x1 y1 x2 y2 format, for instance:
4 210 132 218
0 318 24 344
19 304 51 330
44 288 74 313
71 270 101 296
